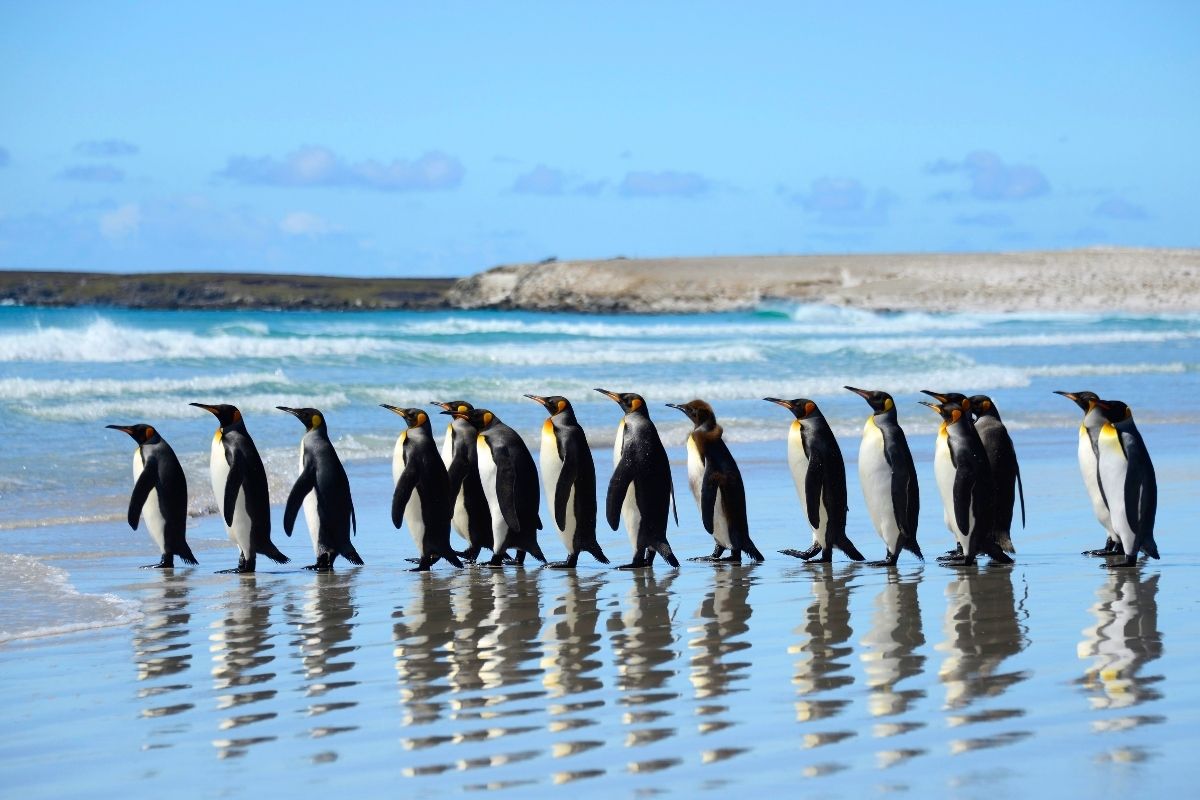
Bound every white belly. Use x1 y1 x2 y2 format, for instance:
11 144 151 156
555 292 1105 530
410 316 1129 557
440 425 471 543
787 421 826 546
476 437 506 551
133 449 166 554
1097 427 1135 553
440 424 454 468
687 436 731 549
299 443 320 554
540 423 575 552
210 433 251 556
932 429 967 548
858 418 900 551
1078 426 1115 539
393 432 425 553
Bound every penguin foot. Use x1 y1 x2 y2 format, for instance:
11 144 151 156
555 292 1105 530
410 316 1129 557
779 548 820 560
865 560 897 568
302 563 333 572
715 555 743 564
404 558 422 564
1081 549 1114 557
140 560 173 569
546 561 577 570
1102 557 1140 570
216 566 255 574
941 556 976 567
616 562 649 570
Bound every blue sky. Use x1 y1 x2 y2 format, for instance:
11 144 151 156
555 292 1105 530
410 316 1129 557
1 3 1197 277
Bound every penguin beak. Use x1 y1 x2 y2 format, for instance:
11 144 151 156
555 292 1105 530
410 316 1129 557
524 394 549 408
105 424 135 438
844 386 871 400
440 409 466 419
594 388 621 403
920 390 949 403
665 403 685 413
917 400 941 414
276 406 299 416
763 397 793 410
189 402 219 416
380 403 405 416
431 401 451 410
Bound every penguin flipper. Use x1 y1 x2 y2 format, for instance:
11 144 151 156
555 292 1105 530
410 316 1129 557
1124 433 1158 556
951 468 974 543
803 454 825 531
222 449 245 528
391 468 417 530
283 463 316 537
700 472 719 535
349 494 357 535
1014 456 1026 529
446 452 468 500
554 439 582 531
491 446 523 533
127 460 157 531
605 460 634 531
890 466 919 543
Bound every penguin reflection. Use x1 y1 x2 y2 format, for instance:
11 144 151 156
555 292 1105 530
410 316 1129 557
937 566 1030 750
689 569 752 702
292 571 359 738
476 569 545 694
209 575 279 758
791 564 857 748
1079 570 1163 712
134 572 194 727
543 572 605 698
393 572 458 727
859 570 926 720
610 571 680 759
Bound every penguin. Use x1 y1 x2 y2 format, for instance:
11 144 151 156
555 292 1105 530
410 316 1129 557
1054 390 1123 557
666 399 765 564
844 387 923 566
444 406 546 568
190 403 289 573
278 406 364 571
968 394 1024 553
1094 399 1159 569
918 390 973 562
526 394 610 569
763 397 865 563
106 423 197 569
918 399 1012 566
381 405 464 572
595 388 680 570
431 400 494 563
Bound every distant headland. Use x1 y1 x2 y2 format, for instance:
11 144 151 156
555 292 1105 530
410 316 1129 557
3 247 1198 313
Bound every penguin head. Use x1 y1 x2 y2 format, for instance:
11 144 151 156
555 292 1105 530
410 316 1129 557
381 404 431 430
845 386 896 416
763 397 821 420
1095 399 1134 424
431 399 474 416
921 390 970 414
525 394 574 418
444 406 497 431
595 388 649 416
1053 390 1100 413
918 400 966 425
106 423 161 444
666 399 716 428
278 406 326 432
190 402 244 429
968 394 1002 420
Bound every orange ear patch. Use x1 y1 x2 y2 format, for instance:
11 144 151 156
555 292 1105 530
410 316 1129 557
630 397 642 411
145 426 156 440
556 399 567 413
950 408 962 423
483 411 494 427
416 411 428 427
804 401 816 417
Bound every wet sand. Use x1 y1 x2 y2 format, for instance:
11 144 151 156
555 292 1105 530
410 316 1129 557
2 432 1198 796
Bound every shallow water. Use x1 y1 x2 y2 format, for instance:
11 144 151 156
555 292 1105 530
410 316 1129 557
1 304 1197 794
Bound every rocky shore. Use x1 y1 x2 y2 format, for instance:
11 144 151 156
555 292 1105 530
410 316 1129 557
3 248 1198 313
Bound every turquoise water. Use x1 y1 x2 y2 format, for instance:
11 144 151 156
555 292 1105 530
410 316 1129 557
0 304 1198 795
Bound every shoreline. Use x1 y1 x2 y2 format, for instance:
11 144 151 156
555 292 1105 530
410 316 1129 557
1 247 1198 314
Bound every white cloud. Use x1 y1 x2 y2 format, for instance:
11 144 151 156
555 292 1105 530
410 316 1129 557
99 203 140 239
279 211 336 237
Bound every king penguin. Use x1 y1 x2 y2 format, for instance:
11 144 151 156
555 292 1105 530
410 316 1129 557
106 423 197 568
191 403 288 573
763 397 865 562
918 399 1012 566
1094 399 1159 569
1055 390 1122 556
278 407 363 571
382 405 464 572
968 394 1024 553
526 394 610 569
845 387 923 566
595 388 680 570
431 400 494 563
445 406 546 568
666 399 765 563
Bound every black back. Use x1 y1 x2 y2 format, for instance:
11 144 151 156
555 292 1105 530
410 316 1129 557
140 436 196 564
299 428 362 564
875 411 922 554
943 418 996 558
608 412 674 548
975 414 1022 538
221 427 283 561
799 414 849 540
549 415 601 554
482 421 544 557
446 418 493 550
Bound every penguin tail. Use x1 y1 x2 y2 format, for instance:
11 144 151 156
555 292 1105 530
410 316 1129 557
654 540 680 568
438 544 464 568
1142 535 1161 560
904 536 924 561
258 540 290 565
996 531 1016 554
175 545 199 566
339 542 365 566
587 542 611 565
523 540 548 564
836 536 866 562
742 538 766 563
982 539 1014 564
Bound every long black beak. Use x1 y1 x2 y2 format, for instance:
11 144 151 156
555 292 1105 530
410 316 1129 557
917 400 941 412
1053 390 1077 401
594 388 620 403
763 397 793 409
105 424 134 436
276 406 302 418
920 390 949 403
189 402 218 415
524 394 549 407
844 386 871 399
380 403 405 415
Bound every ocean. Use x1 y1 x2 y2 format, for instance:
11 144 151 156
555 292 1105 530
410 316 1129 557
1 303 1197 795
